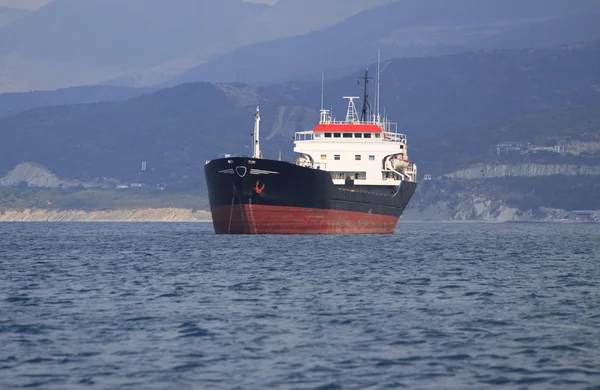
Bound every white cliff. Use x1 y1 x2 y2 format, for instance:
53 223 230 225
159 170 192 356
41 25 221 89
0 162 112 188
445 164 600 180
403 180 589 222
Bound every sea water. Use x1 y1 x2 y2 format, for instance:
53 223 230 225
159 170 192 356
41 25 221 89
1 222 599 389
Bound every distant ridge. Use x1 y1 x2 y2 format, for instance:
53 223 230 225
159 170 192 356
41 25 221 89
166 0 600 86
0 85 153 116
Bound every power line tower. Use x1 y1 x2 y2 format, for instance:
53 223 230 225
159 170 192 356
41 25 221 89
236 68 248 84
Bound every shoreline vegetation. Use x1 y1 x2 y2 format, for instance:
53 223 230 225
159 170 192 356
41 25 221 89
0 187 209 211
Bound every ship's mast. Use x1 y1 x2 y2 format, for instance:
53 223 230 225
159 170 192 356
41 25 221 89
359 70 372 122
377 50 381 122
320 70 325 111
253 106 261 159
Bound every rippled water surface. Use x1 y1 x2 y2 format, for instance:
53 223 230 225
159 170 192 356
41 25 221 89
1 222 600 389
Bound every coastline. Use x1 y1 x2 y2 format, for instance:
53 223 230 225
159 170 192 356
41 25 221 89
0 208 212 222
1 208 596 224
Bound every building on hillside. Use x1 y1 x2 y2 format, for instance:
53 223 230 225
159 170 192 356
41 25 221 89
526 145 565 154
568 210 595 222
423 174 433 181
497 142 523 156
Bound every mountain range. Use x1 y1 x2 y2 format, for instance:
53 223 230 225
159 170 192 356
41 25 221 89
168 0 600 85
1 41 599 188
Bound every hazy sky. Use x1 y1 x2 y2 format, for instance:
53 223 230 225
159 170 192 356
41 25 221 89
0 0 278 10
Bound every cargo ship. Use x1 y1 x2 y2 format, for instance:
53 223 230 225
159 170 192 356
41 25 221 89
204 70 417 234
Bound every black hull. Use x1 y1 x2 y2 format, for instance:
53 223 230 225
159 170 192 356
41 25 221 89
204 157 417 234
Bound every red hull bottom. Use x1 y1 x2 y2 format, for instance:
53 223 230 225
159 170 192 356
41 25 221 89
211 204 399 234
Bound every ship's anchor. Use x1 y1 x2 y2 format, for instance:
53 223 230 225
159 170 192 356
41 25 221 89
254 181 265 194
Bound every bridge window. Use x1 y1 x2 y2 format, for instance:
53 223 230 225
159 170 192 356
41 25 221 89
333 133 341 138
324 133 332 138
343 133 352 138
363 133 371 139
334 155 340 160
314 133 321 138
354 133 362 138
400 144 404 149
374 134 381 139
355 155 361 161
320 154 327 160
369 155 375 161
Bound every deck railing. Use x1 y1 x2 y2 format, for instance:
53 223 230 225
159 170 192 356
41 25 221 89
295 131 407 143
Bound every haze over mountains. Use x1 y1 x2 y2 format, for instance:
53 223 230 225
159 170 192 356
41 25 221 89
0 0 267 91
0 6 27 26
0 0 389 92
2 0 600 92
0 0 50 10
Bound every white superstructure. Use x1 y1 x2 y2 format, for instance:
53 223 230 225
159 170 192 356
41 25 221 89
294 96 417 186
